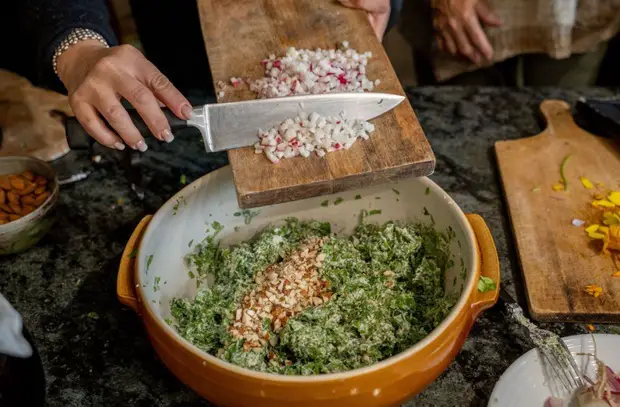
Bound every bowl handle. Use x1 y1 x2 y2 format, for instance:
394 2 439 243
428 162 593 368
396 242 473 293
465 214 500 319
117 215 153 314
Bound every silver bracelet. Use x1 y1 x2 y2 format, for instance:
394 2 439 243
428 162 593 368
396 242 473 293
52 28 110 77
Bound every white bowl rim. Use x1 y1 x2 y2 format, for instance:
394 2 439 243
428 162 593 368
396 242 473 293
136 165 481 383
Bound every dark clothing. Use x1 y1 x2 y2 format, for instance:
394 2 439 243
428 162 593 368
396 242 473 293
1 0 402 96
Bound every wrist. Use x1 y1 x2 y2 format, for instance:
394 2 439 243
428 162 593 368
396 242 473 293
56 40 108 90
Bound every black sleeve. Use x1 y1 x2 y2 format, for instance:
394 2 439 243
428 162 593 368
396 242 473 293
387 0 404 32
18 0 119 93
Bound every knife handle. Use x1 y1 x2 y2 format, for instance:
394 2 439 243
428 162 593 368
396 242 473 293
65 108 188 150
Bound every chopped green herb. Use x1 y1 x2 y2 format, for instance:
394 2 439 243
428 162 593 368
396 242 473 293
375 197 381 200
153 276 161 292
425 187 430 196
86 312 99 320
188 271 196 279
355 195 361 200
128 248 137 259
477 276 497 293
236 209 260 225
234 226 241 232
320 200 329 207
75 278 81 288
212 221 224 234
180 174 188 185
334 197 344 205
368 209 382 216
169 218 456 375
146 254 154 271
422 207 436 224
392 188 400 195
188 239 194 248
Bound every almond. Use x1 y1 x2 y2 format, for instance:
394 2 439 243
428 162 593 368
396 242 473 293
16 182 37 196
34 192 50 206
0 189 5 205
34 186 46 195
21 195 36 206
21 171 35 181
7 192 19 206
9 202 21 215
35 176 48 186
0 176 10 190
9 175 26 190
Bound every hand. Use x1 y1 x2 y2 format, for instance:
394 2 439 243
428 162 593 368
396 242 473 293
431 0 502 65
339 0 391 41
57 41 192 151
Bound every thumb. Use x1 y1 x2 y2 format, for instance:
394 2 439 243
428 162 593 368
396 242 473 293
475 1 503 26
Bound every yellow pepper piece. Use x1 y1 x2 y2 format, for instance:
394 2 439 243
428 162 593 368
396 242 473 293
594 193 604 200
552 183 564 191
592 199 616 208
586 324 595 332
603 212 620 226
598 226 610 233
612 271 620 278
608 191 620 205
586 224 600 233
580 177 594 189
584 284 603 298
589 232 606 239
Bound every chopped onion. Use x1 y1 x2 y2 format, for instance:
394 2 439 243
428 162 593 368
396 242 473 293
254 112 375 163
246 42 375 99
572 219 586 227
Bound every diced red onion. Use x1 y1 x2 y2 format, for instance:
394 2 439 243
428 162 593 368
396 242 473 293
246 42 375 98
255 112 375 163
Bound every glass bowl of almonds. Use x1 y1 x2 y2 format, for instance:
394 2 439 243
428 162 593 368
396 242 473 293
0 156 58 255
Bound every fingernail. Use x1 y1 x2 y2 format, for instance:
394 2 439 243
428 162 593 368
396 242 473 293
114 141 126 151
181 104 193 120
135 140 148 152
161 129 174 143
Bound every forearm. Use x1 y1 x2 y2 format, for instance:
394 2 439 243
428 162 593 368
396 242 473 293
19 0 119 92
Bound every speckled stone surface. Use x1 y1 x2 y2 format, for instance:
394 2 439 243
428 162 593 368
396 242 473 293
1 87 619 407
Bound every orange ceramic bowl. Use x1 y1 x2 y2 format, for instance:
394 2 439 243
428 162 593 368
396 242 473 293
117 166 499 407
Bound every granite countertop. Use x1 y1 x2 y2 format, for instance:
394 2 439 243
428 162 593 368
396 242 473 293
1 87 619 407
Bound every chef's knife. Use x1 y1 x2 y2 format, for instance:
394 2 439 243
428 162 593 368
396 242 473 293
65 92 405 152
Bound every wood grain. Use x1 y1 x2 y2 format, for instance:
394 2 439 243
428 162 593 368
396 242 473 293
197 0 434 208
496 100 620 322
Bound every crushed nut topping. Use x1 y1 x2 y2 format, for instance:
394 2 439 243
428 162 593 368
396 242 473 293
228 237 332 351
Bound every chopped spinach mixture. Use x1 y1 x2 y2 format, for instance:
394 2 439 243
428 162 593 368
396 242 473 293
169 218 457 375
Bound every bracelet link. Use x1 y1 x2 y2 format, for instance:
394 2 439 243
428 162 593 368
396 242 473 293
52 28 110 77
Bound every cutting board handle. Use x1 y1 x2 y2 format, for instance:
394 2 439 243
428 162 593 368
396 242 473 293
466 214 500 319
539 100 579 136
117 215 153 314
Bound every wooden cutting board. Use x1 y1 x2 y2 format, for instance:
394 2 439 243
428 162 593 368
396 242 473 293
197 0 434 208
496 100 620 323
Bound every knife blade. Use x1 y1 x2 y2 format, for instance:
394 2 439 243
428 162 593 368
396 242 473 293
65 92 405 152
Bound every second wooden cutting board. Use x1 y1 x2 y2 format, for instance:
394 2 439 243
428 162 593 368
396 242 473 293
496 99 620 323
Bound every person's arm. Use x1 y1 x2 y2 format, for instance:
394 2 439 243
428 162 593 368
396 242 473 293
18 0 191 152
20 0 118 91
